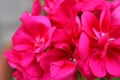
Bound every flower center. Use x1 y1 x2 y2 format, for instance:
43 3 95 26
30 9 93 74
97 33 115 57
98 35 108 47
34 35 45 48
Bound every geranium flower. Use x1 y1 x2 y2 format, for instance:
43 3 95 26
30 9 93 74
5 50 51 80
5 0 55 79
5 0 120 80
77 3 120 79
35 28 77 80
39 48 77 80
16 12 55 53
47 0 81 43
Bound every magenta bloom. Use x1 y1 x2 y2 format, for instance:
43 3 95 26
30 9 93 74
39 48 77 80
36 28 77 80
77 3 120 78
5 0 55 79
4 0 120 80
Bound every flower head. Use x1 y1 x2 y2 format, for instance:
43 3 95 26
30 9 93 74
77 2 120 78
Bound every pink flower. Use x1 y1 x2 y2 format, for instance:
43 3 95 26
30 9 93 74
36 28 77 80
5 0 120 80
48 0 81 41
77 3 120 78
16 12 55 53
6 13 54 80
12 0 55 54
44 0 64 14
13 70 51 80
5 0 55 79
39 48 77 80
5 50 51 80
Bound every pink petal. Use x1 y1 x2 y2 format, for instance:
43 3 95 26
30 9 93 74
43 27 56 48
13 71 24 80
106 38 120 77
49 0 76 28
112 5 120 26
12 26 34 46
14 70 51 80
81 11 99 38
109 38 120 48
89 54 106 77
109 28 120 39
110 0 120 10
25 61 43 78
44 0 64 14
113 37 120 46
105 56 120 77
34 27 55 53
54 43 72 54
21 51 34 67
4 50 21 69
20 12 30 22
64 20 81 38
100 6 111 32
20 13 51 36
81 0 104 11
77 59 94 79
74 0 103 12
32 0 41 16
51 29 71 44
14 44 32 51
38 72 51 80
50 60 76 80
39 49 66 71
23 15 51 36
78 32 90 59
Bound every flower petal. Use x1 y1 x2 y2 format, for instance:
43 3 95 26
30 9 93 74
54 43 72 54
12 26 34 46
105 56 120 77
112 5 120 26
4 50 21 70
81 11 99 38
25 61 43 78
73 0 103 12
78 32 90 59
32 0 41 16
89 54 106 77
21 51 34 67
23 16 51 36
77 59 94 79
13 71 24 80
44 0 64 14
20 13 51 36
51 29 71 44
81 0 104 11
50 60 76 80
39 49 66 71
109 38 120 50
100 6 111 32
14 44 32 51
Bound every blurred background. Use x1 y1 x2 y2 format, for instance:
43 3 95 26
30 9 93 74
0 0 32 51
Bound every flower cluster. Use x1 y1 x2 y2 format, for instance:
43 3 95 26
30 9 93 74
5 0 120 80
